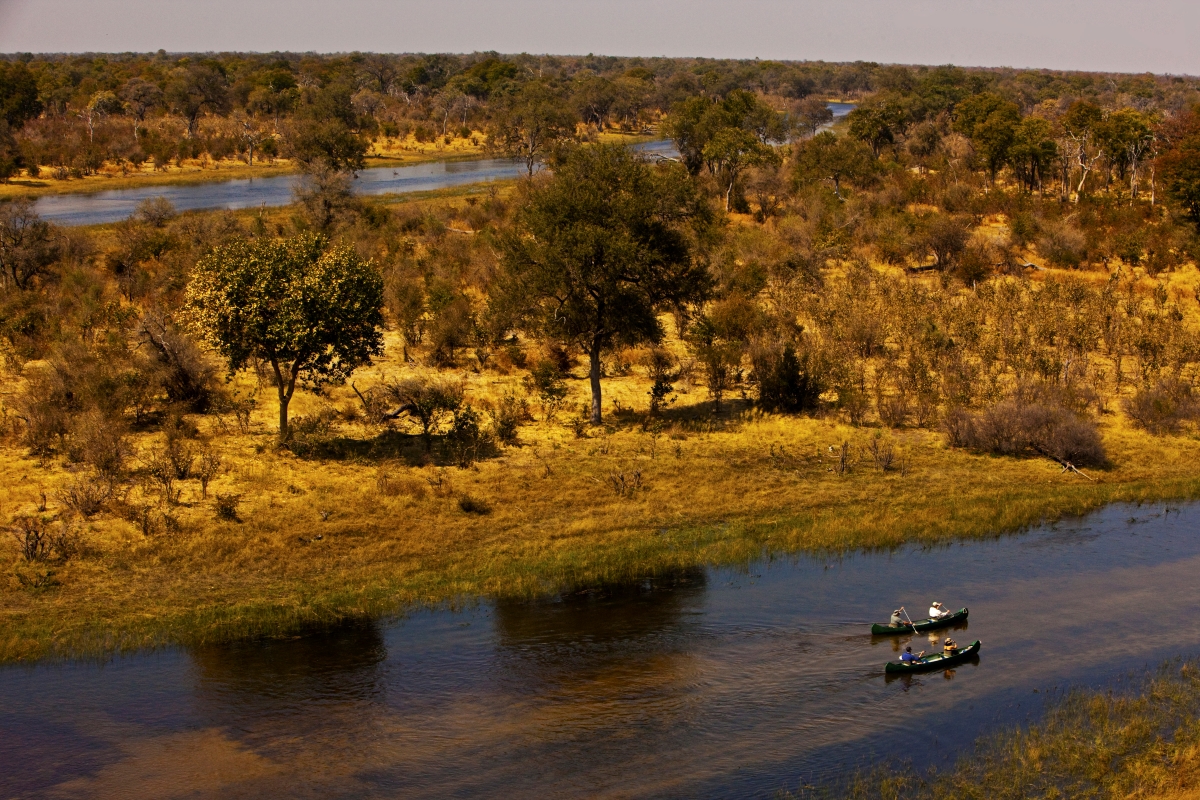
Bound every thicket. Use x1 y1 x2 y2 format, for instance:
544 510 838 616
3 55 1200 538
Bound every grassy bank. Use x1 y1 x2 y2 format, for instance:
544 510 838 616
3 339 1200 664
785 658 1200 799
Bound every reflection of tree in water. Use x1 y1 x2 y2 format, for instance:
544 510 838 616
189 620 387 739
490 568 708 735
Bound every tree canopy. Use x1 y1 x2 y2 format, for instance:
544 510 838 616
499 144 712 423
186 233 384 440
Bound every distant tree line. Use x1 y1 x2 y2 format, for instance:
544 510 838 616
0 51 1198 186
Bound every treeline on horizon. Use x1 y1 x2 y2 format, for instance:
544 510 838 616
0 50 1199 181
4 48 1200 529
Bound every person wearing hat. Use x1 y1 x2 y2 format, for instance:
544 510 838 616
942 637 958 657
928 601 949 619
889 607 908 628
900 645 924 663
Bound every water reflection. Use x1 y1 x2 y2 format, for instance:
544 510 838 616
490 570 707 740
191 620 387 710
7 503 1200 798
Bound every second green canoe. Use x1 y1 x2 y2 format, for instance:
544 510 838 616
870 607 968 635
885 640 981 673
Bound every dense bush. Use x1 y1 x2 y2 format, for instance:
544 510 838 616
1124 380 1200 434
752 342 823 413
945 396 1106 467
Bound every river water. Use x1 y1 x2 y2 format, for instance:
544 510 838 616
31 103 856 227
3 501 1200 798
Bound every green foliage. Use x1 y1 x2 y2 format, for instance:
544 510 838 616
486 80 576 176
165 62 230 137
793 132 878 200
185 233 384 439
448 404 490 467
499 143 711 423
0 61 42 128
753 342 823 413
452 58 519 99
524 360 568 420
1158 108 1200 232
846 96 907 156
663 89 787 179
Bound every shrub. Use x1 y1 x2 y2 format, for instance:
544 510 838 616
489 391 531 446
214 493 241 521
383 377 463 450
753 342 822 414
9 515 51 561
1038 221 1088 269
195 445 221 498
1124 380 1200 434
946 397 1106 467
57 474 111 517
8 515 79 562
524 361 568 421
640 347 679 416
137 315 218 411
68 411 129 485
448 405 491 467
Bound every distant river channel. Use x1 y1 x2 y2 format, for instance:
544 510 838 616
32 103 856 227
4 501 1200 798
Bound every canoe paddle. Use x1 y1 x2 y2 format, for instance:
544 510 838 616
902 607 918 634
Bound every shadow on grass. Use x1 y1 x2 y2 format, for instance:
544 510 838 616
286 427 501 467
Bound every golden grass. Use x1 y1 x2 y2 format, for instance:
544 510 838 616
3 325 1200 664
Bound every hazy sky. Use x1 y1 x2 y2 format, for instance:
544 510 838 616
1 0 1198 75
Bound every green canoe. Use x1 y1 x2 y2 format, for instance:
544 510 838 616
871 607 968 635
884 640 981 674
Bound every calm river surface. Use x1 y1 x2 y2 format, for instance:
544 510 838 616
29 140 673 227
32 103 856 227
3 501 1200 798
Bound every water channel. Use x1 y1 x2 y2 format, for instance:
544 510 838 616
3 501 1200 798
31 103 856 227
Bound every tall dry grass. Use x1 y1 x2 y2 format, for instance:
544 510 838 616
785 659 1200 800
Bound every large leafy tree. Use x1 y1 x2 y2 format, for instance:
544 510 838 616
846 95 908 156
487 80 577 176
0 61 42 129
1158 109 1200 232
167 61 230 138
186 233 384 440
663 89 788 178
498 144 712 424
792 131 877 200
1008 117 1058 192
953 93 1021 183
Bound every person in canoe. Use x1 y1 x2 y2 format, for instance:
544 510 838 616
900 645 925 663
943 637 958 657
889 608 909 628
928 601 949 619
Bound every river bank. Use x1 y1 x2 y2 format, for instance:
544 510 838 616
3 378 1199 665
